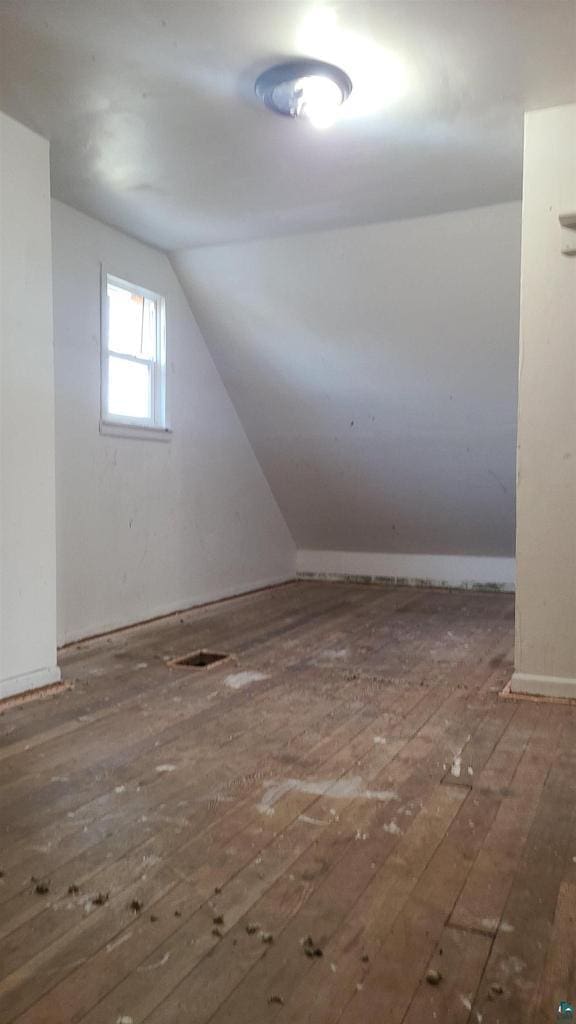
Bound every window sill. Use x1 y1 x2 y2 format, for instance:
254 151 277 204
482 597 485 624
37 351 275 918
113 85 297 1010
99 421 172 443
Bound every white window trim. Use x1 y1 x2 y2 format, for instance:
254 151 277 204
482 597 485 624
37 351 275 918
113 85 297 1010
99 266 171 440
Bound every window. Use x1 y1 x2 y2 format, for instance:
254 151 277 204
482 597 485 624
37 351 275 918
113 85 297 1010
100 271 168 438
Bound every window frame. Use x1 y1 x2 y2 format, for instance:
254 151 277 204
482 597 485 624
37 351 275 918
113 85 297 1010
100 268 170 441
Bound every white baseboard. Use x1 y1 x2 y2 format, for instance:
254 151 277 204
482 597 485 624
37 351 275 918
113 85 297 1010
58 574 295 646
510 671 576 700
0 664 62 702
296 550 515 592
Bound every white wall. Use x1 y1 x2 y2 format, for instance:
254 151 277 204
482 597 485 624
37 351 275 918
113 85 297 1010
0 113 60 697
52 201 295 645
173 201 521 588
512 105 576 698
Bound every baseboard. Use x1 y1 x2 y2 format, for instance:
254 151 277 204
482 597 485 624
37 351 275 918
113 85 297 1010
0 664 62 702
58 574 295 647
296 550 515 592
510 671 576 700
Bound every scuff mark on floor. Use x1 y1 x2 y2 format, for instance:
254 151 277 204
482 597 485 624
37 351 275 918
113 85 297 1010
319 648 349 660
106 932 132 953
224 671 269 690
138 951 170 971
257 776 400 815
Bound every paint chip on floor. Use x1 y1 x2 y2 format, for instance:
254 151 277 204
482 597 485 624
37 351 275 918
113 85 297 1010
155 764 176 773
224 670 269 690
382 820 401 835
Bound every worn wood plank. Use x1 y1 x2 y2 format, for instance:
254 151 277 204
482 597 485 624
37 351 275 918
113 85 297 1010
4 581 566 1024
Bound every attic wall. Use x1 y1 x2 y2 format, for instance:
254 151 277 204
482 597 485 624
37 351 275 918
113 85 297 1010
51 200 295 645
512 104 576 696
173 201 521 586
0 112 60 697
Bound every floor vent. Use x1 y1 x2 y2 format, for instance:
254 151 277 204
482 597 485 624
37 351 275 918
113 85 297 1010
167 650 230 669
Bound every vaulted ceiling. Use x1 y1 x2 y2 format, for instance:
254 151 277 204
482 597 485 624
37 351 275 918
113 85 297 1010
1 1 574 249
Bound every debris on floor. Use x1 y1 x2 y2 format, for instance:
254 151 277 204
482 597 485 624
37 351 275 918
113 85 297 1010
246 922 260 935
261 931 274 944
213 913 224 925
34 881 50 895
68 883 80 895
268 995 284 1005
212 927 224 939
92 891 110 906
426 969 442 985
225 670 269 690
130 899 143 912
303 935 323 958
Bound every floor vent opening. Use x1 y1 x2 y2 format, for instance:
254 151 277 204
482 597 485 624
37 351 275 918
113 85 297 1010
167 650 230 669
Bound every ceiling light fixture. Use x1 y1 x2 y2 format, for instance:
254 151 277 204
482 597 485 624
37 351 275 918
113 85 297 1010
255 59 352 129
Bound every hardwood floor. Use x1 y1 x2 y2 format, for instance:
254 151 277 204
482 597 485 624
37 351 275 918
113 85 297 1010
0 580 573 1024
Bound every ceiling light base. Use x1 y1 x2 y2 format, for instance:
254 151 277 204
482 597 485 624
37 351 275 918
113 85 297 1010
255 59 352 120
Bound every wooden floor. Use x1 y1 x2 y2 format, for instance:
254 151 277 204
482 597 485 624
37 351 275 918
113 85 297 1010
1 580 575 1024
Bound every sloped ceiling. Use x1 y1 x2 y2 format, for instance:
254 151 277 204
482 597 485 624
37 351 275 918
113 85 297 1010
1 2 571 559
173 202 521 557
0 1 574 249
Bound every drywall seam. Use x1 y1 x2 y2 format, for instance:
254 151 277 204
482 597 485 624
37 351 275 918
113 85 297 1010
297 550 515 591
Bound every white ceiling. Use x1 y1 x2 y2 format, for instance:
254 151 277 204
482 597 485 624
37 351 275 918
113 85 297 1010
1 1 574 249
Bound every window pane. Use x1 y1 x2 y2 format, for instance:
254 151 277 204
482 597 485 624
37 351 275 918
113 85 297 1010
107 282 156 359
108 356 151 420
